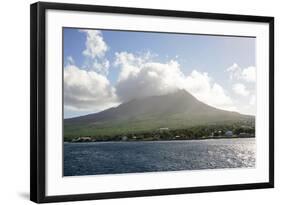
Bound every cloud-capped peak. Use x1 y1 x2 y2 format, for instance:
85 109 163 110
114 52 235 112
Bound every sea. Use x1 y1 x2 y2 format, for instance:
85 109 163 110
64 138 255 176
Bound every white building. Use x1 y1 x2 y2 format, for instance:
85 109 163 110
122 136 128 141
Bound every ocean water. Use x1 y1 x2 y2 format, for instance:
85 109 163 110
64 138 255 176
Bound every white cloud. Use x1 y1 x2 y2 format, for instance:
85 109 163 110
184 71 235 111
226 63 240 80
241 66 256 82
80 30 110 75
115 52 236 111
81 30 108 58
232 83 250 96
226 63 256 83
90 58 110 75
116 58 183 102
114 52 143 81
64 64 118 111
249 95 256 106
66 56 75 65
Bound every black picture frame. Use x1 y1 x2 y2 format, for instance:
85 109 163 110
30 2 274 203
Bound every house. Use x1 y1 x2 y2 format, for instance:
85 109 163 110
225 131 233 137
122 136 128 141
72 137 92 142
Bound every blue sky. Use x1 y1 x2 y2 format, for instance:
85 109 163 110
63 28 256 118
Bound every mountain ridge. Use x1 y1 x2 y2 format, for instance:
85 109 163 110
64 89 254 139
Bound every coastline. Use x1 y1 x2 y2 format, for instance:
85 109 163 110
64 135 255 143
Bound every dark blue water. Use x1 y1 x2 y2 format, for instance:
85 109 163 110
64 138 255 176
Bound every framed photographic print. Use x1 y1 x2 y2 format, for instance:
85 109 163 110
30 2 274 203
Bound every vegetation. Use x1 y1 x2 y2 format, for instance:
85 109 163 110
63 90 255 142
64 121 255 142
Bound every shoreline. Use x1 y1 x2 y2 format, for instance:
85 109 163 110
64 135 255 143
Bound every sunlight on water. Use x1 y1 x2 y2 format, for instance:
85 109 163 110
64 138 255 176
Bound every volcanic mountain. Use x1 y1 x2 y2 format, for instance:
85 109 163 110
64 90 254 138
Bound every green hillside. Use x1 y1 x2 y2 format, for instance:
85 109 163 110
64 90 254 141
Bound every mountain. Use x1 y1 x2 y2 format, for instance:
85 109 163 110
64 90 254 139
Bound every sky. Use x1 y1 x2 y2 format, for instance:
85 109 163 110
63 28 256 118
